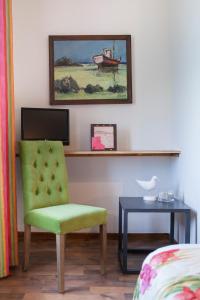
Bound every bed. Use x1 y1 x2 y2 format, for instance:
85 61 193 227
133 244 200 300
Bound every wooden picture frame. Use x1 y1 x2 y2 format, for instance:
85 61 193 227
49 35 132 105
91 124 117 151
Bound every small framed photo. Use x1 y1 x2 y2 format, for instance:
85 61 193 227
91 124 117 151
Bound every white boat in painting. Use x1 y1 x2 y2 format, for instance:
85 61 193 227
93 47 121 70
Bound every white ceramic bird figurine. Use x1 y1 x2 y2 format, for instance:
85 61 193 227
136 176 159 201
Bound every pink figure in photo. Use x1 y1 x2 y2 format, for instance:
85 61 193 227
92 136 105 150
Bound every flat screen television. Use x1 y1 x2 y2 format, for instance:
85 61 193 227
21 107 69 145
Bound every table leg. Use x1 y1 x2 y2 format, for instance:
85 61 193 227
170 212 175 243
118 202 122 251
122 210 128 272
185 211 191 243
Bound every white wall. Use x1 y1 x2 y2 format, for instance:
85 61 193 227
13 0 175 232
170 0 200 243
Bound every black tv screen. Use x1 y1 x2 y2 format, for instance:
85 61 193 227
21 108 69 145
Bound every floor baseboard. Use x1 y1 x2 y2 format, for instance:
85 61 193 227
18 231 172 241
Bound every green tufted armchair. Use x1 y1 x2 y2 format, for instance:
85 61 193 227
20 141 107 293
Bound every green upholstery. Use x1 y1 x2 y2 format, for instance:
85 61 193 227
25 204 107 234
20 141 69 214
20 141 107 234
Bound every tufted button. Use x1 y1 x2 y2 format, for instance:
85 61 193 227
33 161 37 168
40 175 44 182
49 147 53 153
59 186 62 192
47 188 51 195
51 174 55 180
35 188 39 195
37 149 41 154
56 161 59 167
44 162 48 167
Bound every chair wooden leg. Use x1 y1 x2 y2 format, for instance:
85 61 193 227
56 234 65 293
100 224 107 275
23 224 31 271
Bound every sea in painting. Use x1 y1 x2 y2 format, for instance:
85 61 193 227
53 40 128 101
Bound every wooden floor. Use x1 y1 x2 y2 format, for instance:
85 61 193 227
0 234 171 300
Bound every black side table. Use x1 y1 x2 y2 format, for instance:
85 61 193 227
118 197 191 274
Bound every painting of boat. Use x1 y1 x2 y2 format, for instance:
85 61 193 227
93 47 121 70
49 35 132 104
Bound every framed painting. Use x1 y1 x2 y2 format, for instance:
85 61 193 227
91 124 117 151
49 35 132 105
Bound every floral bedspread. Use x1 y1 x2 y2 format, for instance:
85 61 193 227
133 244 200 300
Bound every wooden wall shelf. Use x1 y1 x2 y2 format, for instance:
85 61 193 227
63 150 181 157
16 150 181 157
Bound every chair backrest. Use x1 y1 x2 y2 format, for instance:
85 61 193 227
20 141 69 215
